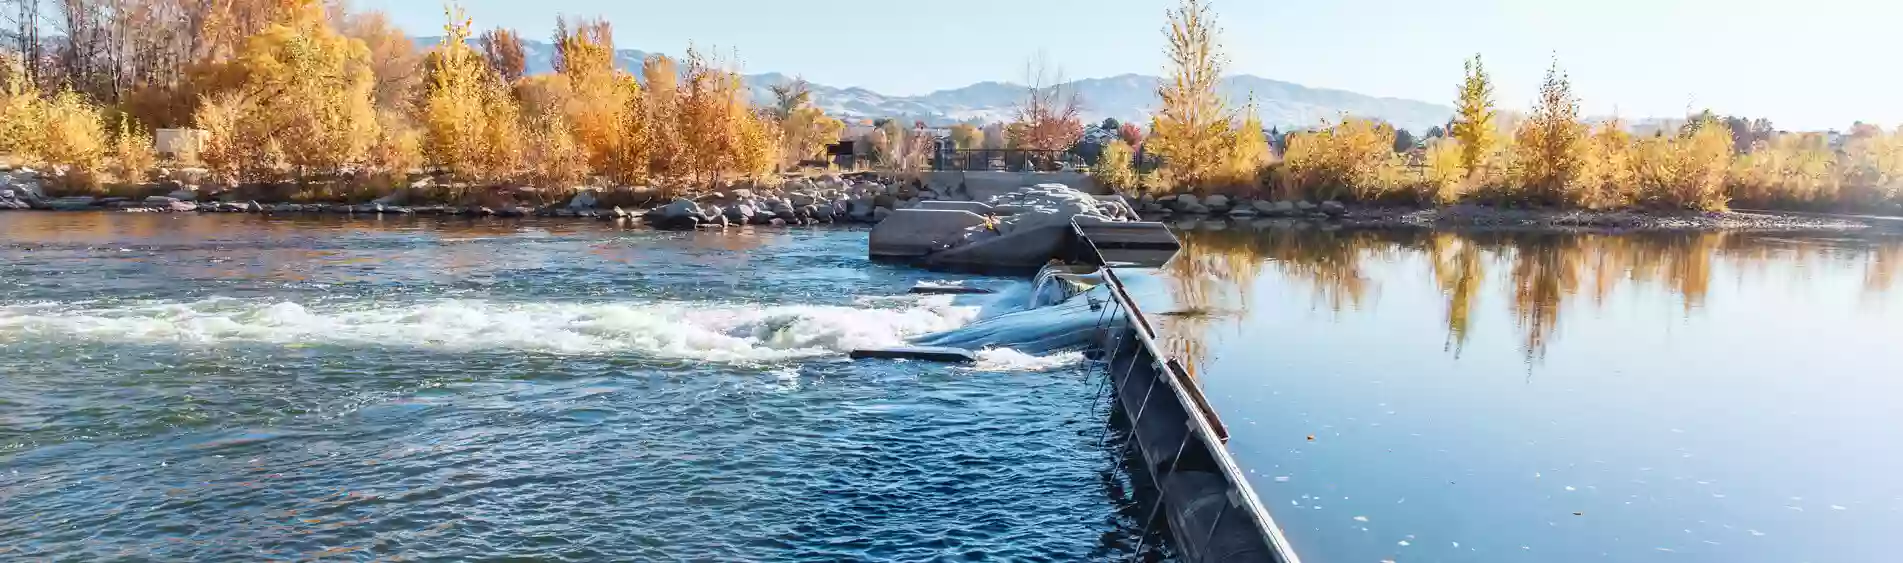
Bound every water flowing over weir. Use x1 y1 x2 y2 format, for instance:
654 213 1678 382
0 215 1160 560
903 218 1302 562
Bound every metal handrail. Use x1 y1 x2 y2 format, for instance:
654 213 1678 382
1100 267 1304 563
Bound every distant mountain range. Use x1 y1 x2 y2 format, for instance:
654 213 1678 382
417 37 1456 132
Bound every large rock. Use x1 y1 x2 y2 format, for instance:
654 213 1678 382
1205 194 1231 211
0 188 25 210
47 196 97 211
917 200 995 215
1320 200 1347 217
1172 194 1201 212
645 198 703 230
848 197 877 221
372 189 409 206
567 189 599 209
725 203 755 223
167 187 198 201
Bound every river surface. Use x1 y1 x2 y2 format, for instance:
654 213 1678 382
1141 221 1903 563
0 213 1145 561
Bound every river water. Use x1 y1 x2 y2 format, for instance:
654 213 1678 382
0 213 1144 561
1144 222 1903 563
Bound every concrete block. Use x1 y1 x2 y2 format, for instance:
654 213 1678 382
916 200 995 215
868 209 989 259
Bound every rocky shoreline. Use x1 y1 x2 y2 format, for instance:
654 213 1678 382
0 170 980 228
2 170 1886 232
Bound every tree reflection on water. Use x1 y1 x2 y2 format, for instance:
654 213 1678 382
1156 221 1902 370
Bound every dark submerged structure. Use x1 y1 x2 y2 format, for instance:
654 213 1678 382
1071 220 1302 563
865 215 1301 562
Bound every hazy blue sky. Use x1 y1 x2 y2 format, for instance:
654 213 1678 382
357 0 1899 131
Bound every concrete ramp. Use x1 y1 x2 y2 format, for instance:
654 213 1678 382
1072 220 1182 268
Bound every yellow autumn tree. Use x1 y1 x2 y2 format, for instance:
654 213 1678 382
552 16 645 184
675 47 741 185
1279 118 1398 201
1729 132 1836 207
1420 136 1467 204
641 54 683 179
1573 118 1636 209
207 0 381 179
0 60 44 161
1 71 107 180
780 107 843 166
38 89 110 190
1513 59 1586 205
109 114 158 184
735 105 780 178
772 78 844 167
194 92 268 184
1835 125 1903 208
1095 139 1139 193
422 4 522 183
1634 114 1732 210
1212 97 1271 189
523 112 588 190
1149 0 1233 192
1451 54 1498 179
950 123 984 151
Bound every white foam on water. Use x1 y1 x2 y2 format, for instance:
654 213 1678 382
971 348 1087 372
0 296 982 363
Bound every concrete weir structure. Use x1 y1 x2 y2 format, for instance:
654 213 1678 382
866 191 1300 562
1076 222 1302 563
868 184 1140 272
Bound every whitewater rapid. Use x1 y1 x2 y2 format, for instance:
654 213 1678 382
0 286 1088 371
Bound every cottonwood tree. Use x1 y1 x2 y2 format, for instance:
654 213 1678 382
190 0 380 181
479 28 526 84
550 16 643 183
774 77 843 167
1513 58 1586 204
2 0 44 84
421 4 521 182
768 77 812 120
1213 98 1270 188
1451 54 1497 177
1149 0 1231 190
1096 139 1138 192
341 10 422 112
641 54 680 178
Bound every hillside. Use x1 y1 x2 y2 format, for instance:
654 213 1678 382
416 37 1455 132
